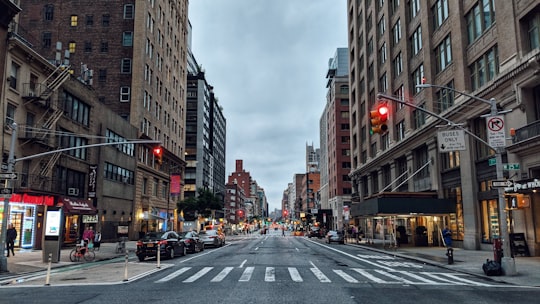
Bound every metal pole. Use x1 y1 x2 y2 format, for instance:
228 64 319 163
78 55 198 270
0 122 17 273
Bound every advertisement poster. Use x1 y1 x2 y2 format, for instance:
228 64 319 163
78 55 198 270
45 210 62 236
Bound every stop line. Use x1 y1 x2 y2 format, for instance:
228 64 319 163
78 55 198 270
154 266 493 286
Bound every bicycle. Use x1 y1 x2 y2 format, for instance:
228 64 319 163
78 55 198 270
70 242 96 262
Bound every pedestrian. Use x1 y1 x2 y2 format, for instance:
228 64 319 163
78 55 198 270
442 226 452 247
82 226 95 246
94 230 102 251
6 223 17 257
282 225 285 236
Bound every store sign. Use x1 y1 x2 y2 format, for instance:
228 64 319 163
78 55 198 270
505 178 540 193
82 214 98 223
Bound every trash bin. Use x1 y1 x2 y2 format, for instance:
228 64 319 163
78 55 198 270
493 238 503 263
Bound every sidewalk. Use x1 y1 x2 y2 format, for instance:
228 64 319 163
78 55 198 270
347 238 540 287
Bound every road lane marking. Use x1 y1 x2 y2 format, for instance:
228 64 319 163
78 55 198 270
374 269 414 284
288 267 303 282
396 270 442 284
436 272 493 287
265 267 275 282
211 267 234 282
239 260 247 268
155 267 191 283
333 270 358 283
239 266 254 282
351 268 388 283
183 267 213 283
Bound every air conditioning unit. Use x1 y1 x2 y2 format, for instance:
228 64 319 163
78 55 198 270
68 188 79 196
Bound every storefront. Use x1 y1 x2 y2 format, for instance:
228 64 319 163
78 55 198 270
57 196 98 244
0 194 55 249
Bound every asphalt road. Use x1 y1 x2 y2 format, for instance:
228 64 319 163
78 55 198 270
2 230 539 304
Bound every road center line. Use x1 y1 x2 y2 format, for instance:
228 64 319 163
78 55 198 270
239 259 247 268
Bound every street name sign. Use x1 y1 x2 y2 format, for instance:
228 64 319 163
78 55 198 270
492 180 513 188
0 172 18 179
503 163 520 170
437 130 466 152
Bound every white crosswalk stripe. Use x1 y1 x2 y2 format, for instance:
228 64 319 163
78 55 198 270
153 266 495 287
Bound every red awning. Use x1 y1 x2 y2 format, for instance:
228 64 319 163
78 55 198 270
58 197 97 215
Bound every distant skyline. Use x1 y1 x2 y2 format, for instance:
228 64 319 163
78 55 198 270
188 0 348 211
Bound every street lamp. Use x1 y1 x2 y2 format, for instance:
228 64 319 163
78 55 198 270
416 83 516 275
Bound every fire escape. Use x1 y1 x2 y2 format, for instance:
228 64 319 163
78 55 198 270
21 65 71 190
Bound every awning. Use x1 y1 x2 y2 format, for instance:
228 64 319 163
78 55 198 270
351 193 455 217
59 196 97 215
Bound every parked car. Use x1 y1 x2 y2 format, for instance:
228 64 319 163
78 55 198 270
179 231 205 253
326 230 345 244
199 230 225 247
136 231 186 262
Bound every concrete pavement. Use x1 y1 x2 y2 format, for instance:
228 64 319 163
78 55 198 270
1 234 540 287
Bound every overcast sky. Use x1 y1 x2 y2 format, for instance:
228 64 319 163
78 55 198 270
188 0 348 211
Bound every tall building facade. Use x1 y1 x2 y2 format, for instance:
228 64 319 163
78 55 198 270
17 1 190 235
347 0 540 254
324 48 352 230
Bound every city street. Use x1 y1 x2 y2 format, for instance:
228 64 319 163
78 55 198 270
1 230 539 304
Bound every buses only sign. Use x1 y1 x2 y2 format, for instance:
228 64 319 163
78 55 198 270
437 130 466 152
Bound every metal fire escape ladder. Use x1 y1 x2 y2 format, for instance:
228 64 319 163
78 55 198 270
29 149 62 188
39 65 71 100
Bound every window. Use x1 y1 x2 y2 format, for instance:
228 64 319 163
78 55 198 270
104 162 134 185
63 91 90 126
527 12 540 51
436 81 455 113
413 103 426 129
100 41 108 52
379 73 387 92
84 41 92 52
378 16 386 38
86 15 93 26
121 58 132 74
58 132 88 160
433 0 449 30
411 26 422 56
412 64 424 94
396 120 405 141
123 32 133 46
98 69 107 82
393 52 402 78
102 14 110 26
367 37 373 56
106 129 135 156
441 151 460 170
410 0 420 19
70 15 78 27
120 86 131 102
470 46 498 91
68 42 76 53
5 104 15 126
9 62 19 90
124 4 134 19
392 19 401 46
466 0 496 44
379 42 387 65
42 32 52 48
391 0 400 16
341 111 349 119
153 178 158 196
44 5 54 21
435 35 452 73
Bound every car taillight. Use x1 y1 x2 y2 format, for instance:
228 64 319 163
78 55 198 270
210 236 216 239
136 241 143 246
158 240 167 246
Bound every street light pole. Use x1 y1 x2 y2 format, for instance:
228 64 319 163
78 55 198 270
411 84 515 275
0 122 17 272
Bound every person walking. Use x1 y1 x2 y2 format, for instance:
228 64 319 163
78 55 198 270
6 223 17 257
82 226 95 246
94 230 102 251
442 226 452 248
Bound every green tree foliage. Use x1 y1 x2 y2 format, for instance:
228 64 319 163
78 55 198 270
177 188 223 220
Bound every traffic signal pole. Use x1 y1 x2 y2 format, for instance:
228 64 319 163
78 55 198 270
0 122 160 273
378 87 516 276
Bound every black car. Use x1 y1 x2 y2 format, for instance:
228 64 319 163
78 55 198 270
136 231 186 262
179 231 205 253
308 227 321 238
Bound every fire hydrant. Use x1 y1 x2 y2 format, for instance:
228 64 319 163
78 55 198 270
446 247 454 264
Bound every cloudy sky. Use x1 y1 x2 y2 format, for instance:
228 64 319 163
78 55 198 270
188 0 348 211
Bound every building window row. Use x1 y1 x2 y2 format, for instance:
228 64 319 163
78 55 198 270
466 0 496 44
104 162 135 185
470 46 498 91
106 129 135 156
62 91 90 126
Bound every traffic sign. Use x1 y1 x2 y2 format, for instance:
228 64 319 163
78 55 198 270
492 180 513 188
486 115 506 148
488 158 496 166
0 172 18 179
437 130 466 152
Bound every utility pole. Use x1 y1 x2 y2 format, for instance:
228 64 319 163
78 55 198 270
379 83 516 275
0 123 160 272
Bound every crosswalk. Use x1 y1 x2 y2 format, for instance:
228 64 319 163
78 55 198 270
154 265 493 286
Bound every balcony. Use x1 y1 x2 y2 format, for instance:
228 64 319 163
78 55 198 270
507 120 540 155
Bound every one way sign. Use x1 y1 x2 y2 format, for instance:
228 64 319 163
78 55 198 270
492 180 513 188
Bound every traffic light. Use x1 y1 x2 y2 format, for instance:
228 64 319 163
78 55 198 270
153 146 163 165
282 209 289 218
369 103 389 134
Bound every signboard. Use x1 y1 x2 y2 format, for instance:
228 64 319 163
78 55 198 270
0 188 12 197
492 180 513 188
45 209 62 236
486 115 506 148
437 130 466 152
0 172 17 179
503 163 520 170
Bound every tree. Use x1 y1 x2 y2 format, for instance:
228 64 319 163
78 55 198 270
177 188 223 220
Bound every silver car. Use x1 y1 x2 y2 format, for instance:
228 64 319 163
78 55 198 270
199 230 225 247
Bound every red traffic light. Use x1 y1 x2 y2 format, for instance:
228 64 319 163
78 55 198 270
370 104 389 134
153 146 163 165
